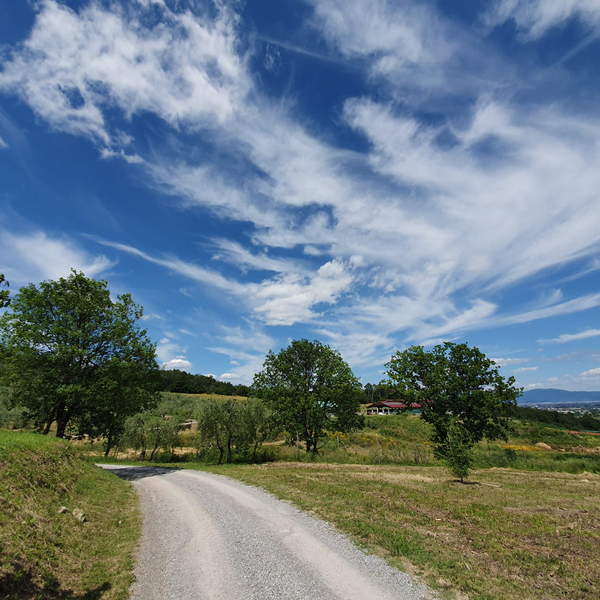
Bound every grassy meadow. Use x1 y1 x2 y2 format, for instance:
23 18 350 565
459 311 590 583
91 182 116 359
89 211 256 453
203 462 599 600
0 431 140 599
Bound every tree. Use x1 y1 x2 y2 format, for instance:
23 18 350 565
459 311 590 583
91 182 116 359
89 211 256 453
252 339 363 454
123 410 180 461
385 342 521 481
0 270 159 440
195 398 241 464
0 274 9 308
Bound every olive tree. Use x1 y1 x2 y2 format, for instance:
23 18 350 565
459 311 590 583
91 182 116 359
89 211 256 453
0 270 159 441
252 339 363 454
385 342 521 481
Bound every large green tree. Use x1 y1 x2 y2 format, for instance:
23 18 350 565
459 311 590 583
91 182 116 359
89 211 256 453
252 339 363 454
385 342 521 480
0 270 159 441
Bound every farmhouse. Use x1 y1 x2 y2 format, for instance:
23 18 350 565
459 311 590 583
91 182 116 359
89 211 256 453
365 400 421 415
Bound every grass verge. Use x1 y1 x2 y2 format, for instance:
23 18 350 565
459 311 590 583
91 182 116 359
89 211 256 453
0 431 140 599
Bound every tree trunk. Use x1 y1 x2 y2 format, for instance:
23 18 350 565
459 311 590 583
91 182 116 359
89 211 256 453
226 433 233 464
55 403 67 438
104 431 113 457
150 442 159 462
56 419 67 439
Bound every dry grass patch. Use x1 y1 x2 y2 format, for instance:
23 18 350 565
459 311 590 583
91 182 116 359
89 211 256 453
209 462 600 600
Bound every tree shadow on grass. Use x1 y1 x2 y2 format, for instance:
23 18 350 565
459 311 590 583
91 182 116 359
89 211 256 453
96 464 181 481
0 563 111 599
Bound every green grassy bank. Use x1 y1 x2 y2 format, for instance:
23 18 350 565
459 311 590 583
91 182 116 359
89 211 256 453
0 431 139 599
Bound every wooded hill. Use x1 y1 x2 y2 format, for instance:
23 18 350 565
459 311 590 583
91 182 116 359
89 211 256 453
159 369 250 397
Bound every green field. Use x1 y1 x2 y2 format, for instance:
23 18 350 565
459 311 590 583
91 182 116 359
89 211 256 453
205 462 600 600
0 431 140 599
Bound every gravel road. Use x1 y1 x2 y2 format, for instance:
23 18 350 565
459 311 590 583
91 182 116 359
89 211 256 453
100 465 435 600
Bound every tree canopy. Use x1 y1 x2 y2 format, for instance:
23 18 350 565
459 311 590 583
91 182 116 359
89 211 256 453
0 274 9 309
385 342 522 480
0 270 159 444
252 339 363 454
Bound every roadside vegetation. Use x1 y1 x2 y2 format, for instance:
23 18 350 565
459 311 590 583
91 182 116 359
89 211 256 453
0 430 139 599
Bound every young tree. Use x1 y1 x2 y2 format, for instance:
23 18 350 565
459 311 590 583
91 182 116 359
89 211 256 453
252 339 363 454
0 270 159 438
385 342 522 480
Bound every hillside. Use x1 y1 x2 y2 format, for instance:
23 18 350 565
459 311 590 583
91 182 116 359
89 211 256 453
0 431 139 599
521 388 600 404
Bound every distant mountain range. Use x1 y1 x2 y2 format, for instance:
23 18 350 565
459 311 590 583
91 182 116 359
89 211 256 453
520 388 600 405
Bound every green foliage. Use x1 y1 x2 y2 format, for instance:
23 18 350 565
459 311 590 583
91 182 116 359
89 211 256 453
436 422 473 482
386 342 522 479
122 410 180 461
252 339 364 454
0 273 9 308
0 270 159 444
195 398 275 464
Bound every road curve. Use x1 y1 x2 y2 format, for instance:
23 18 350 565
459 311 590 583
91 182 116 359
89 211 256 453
99 465 434 600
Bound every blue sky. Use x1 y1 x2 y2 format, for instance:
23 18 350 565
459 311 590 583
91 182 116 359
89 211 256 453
1 0 600 390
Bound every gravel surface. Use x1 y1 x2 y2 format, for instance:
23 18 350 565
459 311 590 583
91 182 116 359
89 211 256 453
99 465 436 600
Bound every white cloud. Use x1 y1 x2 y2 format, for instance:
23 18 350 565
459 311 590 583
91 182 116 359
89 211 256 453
486 0 600 39
219 372 240 380
498 294 600 327
0 229 114 285
308 0 440 69
162 356 193 371
140 313 163 321
316 328 394 369
538 328 600 344
0 135 8 149
206 324 275 384
0 0 250 150
515 366 539 373
491 357 530 367
251 259 353 325
581 367 600 378
96 239 245 294
156 337 191 372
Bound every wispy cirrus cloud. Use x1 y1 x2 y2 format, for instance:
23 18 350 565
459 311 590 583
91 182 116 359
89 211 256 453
491 357 530 367
0 0 250 150
0 228 114 285
515 366 538 373
538 328 600 344
486 0 600 39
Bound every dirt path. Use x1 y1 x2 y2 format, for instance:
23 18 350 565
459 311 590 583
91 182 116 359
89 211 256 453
100 465 434 600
